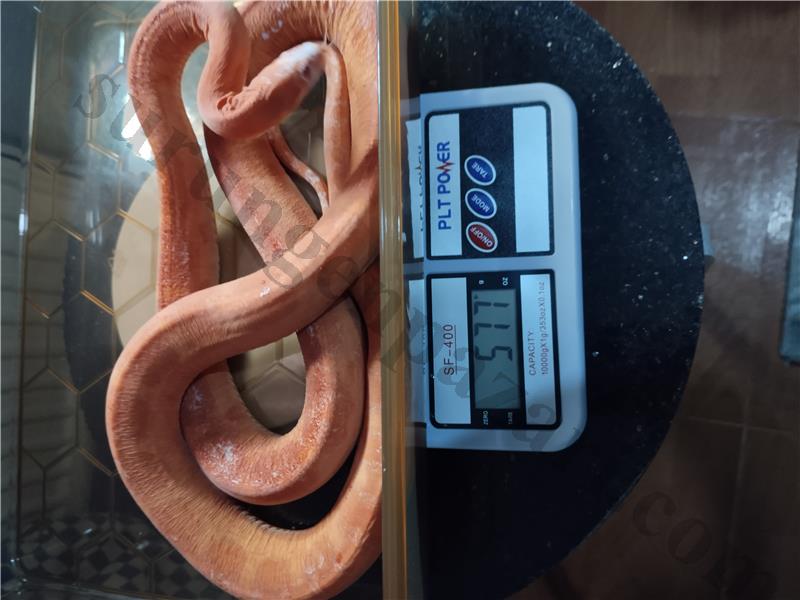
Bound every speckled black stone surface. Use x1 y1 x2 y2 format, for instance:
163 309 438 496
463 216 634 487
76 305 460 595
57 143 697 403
408 1 704 598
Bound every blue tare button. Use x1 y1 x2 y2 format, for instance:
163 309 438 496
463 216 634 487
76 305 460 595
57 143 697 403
464 188 497 219
464 154 496 185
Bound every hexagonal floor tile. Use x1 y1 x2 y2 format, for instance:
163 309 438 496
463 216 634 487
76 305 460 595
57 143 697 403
216 216 239 279
78 374 114 473
210 171 228 214
33 78 89 163
122 19 145 84
18 451 45 535
22 301 48 385
47 308 69 383
88 69 133 159
25 222 81 315
114 288 155 348
154 550 231 599
230 219 263 277
94 1 129 19
215 197 238 226
40 1 94 29
77 535 150 594
33 18 63 94
241 363 305 433
27 157 55 237
108 214 154 311
83 214 124 309
112 476 171 560
45 450 112 548
54 144 120 237
21 371 77 466
119 155 156 226
279 349 306 380
48 294 115 391
125 1 154 23
62 5 125 90
117 109 157 164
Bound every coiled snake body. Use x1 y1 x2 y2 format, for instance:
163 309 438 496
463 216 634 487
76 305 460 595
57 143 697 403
106 2 380 598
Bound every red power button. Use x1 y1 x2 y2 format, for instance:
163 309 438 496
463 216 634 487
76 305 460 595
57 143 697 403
466 221 498 253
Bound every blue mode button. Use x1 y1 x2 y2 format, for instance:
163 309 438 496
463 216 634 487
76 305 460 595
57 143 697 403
464 154 496 186
464 188 497 219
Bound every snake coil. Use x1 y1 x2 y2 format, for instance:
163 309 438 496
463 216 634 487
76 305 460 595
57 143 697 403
106 2 380 598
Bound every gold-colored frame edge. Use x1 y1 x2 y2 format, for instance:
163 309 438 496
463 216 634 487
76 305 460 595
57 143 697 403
13 0 44 563
378 0 409 597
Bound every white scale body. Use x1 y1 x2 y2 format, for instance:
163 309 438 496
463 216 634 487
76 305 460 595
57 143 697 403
404 83 587 452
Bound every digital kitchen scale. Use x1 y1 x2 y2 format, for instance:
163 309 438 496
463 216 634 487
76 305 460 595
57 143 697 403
404 83 586 452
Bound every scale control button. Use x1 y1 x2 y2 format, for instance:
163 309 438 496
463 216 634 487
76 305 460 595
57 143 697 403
466 221 498 253
464 188 497 219
464 155 496 185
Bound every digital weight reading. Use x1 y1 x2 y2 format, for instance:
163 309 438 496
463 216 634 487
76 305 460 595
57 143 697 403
471 289 520 412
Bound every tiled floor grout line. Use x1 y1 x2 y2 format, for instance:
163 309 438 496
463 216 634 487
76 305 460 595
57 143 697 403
718 382 753 599
681 414 796 436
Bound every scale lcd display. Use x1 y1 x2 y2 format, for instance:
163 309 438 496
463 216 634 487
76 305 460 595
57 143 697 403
470 289 521 410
